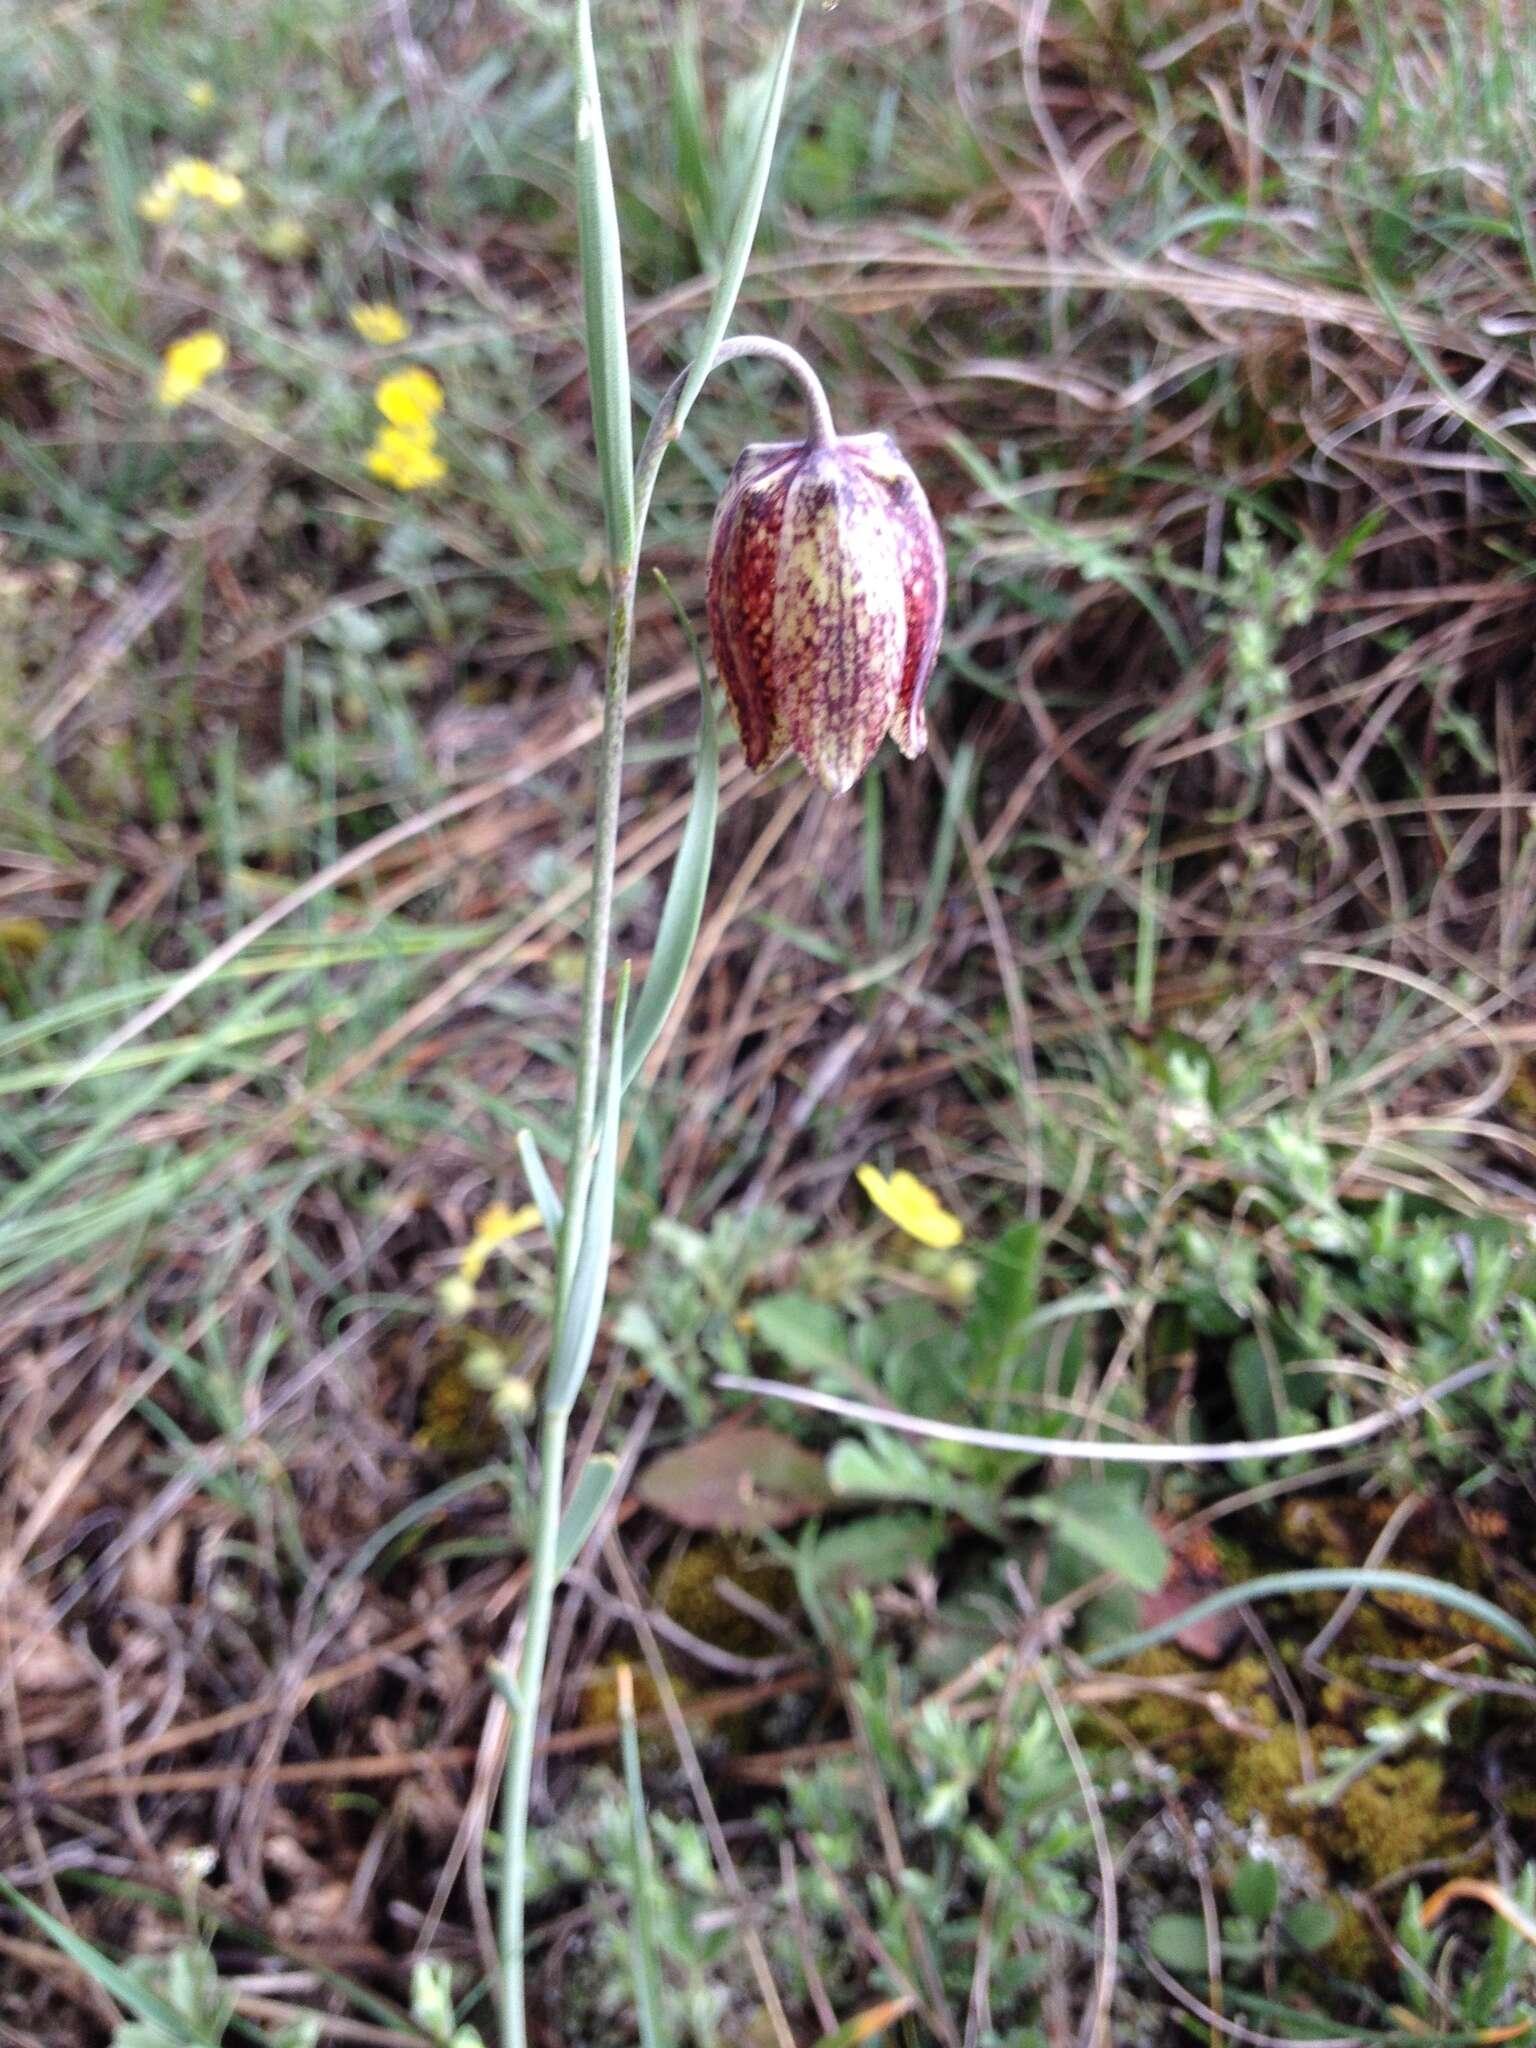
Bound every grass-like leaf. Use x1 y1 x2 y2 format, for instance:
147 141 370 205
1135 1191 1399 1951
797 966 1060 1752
573 0 635 567
622 579 719 1095
1088 1568 1536 1667
554 1452 621 1576
616 1666 666 2048
665 0 807 447
516 1127 566 1239
0 1876 216 2046
547 963 630 1411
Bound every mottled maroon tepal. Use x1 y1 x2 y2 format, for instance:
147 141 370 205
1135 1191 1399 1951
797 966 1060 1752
705 431 945 796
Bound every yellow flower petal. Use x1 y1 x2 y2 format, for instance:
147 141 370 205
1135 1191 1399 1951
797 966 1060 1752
157 330 227 408
141 156 244 218
168 156 245 206
374 366 443 429
350 302 412 346
138 176 179 223
457 1200 543 1284
365 424 447 491
185 80 216 110
855 1165 964 1250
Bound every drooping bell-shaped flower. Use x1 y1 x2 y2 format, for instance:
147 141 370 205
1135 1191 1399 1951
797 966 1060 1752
706 427 945 796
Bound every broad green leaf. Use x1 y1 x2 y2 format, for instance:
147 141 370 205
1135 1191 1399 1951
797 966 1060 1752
1027 1481 1168 1594
1147 1913 1210 1976
622 617 718 1095
751 1293 851 1375
1232 1856 1280 1924
555 1453 622 1575
828 1436 1006 1540
573 0 635 566
547 966 630 1410
1283 1899 1339 1953
1228 1333 1281 1440
797 1512 943 1600
638 1424 829 1531
827 1434 943 1506
517 1128 564 1239
966 1219 1043 1374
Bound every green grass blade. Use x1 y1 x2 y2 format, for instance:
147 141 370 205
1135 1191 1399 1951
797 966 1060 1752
0 1877 216 2046
1133 779 1167 1028
1088 1569 1536 1667
547 963 630 1410
517 1128 566 1238
622 581 719 1095
914 738 974 943
617 1666 667 2048
668 0 807 444
554 1452 621 1576
669 7 714 260
573 0 636 568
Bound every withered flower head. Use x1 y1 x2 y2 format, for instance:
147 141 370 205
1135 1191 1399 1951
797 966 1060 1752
706 429 945 796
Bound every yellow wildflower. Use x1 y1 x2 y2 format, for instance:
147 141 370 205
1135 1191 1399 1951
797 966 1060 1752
185 80 217 110
436 1274 477 1320
374 366 443 429
138 177 180 223
366 424 447 491
170 156 244 206
855 1165 964 1250
139 155 244 220
350 303 412 346
157 330 227 408
458 1201 542 1286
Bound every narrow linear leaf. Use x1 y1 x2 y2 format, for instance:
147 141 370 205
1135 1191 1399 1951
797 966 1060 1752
622 583 719 1093
669 9 713 258
554 1453 622 1576
0 1877 214 2046
573 0 635 565
914 737 973 943
668 0 806 445
517 1128 565 1239
1088 1568 1536 1667
617 1668 666 2048
547 965 630 1410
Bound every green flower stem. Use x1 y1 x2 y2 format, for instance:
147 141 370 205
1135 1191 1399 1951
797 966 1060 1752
498 1401 568 2048
495 333 835 2048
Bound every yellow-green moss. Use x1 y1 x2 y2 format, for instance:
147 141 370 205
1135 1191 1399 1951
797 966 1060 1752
1321 1896 1378 1980
1225 1734 1474 1885
653 1540 798 1659
413 1335 500 1463
1332 1758 1473 1884
1225 1726 1310 1836
1111 1651 1280 1765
